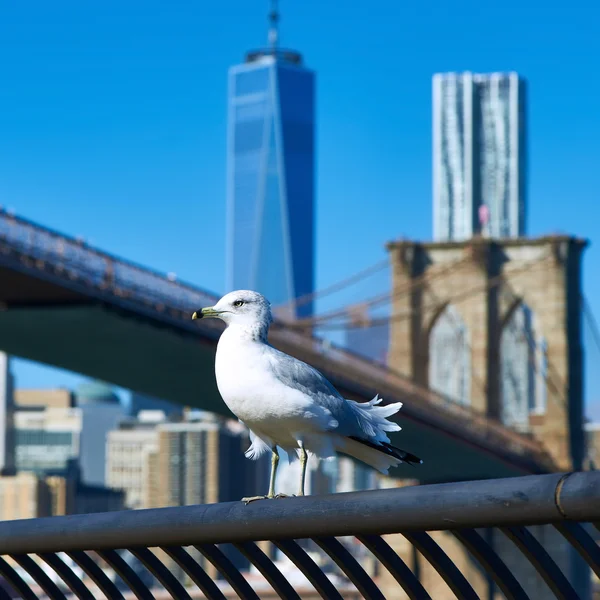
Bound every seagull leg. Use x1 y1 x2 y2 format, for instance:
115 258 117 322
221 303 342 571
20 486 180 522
242 447 280 504
297 442 308 497
268 447 279 498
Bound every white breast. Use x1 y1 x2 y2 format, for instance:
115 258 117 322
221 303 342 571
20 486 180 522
214 327 328 435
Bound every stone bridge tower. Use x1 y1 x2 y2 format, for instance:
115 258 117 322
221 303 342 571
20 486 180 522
387 235 587 471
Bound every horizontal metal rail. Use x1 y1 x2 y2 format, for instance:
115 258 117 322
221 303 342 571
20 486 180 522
0 208 554 470
0 472 599 600
0 472 597 554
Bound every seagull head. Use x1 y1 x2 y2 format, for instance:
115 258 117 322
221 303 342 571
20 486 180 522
192 290 273 330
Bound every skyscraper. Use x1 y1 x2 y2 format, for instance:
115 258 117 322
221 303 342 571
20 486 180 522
226 2 315 318
432 72 527 241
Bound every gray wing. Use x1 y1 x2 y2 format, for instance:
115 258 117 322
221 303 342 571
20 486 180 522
268 347 372 435
264 345 345 415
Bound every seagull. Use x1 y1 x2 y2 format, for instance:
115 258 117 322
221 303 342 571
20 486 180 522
192 290 421 503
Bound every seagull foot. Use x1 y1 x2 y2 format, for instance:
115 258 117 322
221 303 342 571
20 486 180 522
241 493 296 504
241 495 269 504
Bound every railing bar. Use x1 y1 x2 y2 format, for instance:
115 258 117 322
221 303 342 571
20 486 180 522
357 534 432 600
10 554 67 600
162 546 227 600
501 526 580 600
234 541 302 600
0 583 11 600
66 550 126 600
0 556 38 600
96 549 155 600
313 537 385 600
272 539 344 600
38 553 95 600
452 529 530 600
403 532 479 600
195 544 261 600
128 547 192 600
5 472 597 554
554 522 600 579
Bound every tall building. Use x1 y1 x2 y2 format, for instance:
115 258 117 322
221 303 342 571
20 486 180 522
75 381 124 486
432 72 527 241
0 353 15 475
226 2 315 318
145 413 267 508
106 410 161 509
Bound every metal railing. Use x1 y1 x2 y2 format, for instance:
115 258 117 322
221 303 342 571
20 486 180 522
0 208 553 469
0 472 599 599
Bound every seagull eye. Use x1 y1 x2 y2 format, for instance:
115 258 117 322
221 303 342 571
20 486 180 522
233 300 245 308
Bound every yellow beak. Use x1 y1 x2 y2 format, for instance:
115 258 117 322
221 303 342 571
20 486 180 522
191 307 221 320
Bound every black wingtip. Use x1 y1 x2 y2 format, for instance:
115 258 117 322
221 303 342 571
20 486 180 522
349 436 422 466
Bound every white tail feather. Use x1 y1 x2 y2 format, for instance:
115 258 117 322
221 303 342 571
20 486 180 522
346 394 402 444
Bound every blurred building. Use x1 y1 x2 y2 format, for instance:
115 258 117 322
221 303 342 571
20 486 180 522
107 410 269 510
0 472 52 520
337 456 377 493
14 403 81 476
145 412 267 508
0 471 123 520
432 72 527 241
16 383 125 486
75 381 124 486
9 386 125 518
0 352 15 475
106 410 162 509
226 4 315 318
15 388 74 409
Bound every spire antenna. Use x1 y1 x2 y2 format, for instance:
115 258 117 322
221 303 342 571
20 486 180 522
268 0 279 50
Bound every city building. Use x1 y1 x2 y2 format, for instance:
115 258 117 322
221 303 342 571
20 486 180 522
15 388 74 409
145 412 267 508
75 381 124 486
13 390 82 477
0 352 15 475
106 410 161 509
432 72 527 241
14 383 124 485
0 471 123 520
0 472 52 520
226 3 315 318
107 410 269 511
337 456 377 493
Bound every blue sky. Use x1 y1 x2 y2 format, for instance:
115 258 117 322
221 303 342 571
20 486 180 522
1 1 600 416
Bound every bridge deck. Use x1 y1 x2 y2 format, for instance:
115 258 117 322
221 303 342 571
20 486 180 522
0 209 555 481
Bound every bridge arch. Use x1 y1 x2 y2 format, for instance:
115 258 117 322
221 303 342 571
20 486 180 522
428 303 471 406
500 300 547 431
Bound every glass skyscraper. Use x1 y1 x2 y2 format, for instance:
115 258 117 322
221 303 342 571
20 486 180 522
432 72 527 241
226 31 315 318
